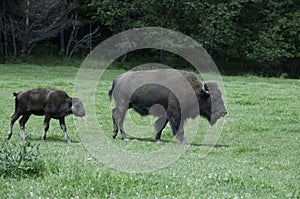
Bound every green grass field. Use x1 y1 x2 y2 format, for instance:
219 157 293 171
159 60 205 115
0 64 299 198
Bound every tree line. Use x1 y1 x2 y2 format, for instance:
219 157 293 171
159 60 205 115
0 0 299 76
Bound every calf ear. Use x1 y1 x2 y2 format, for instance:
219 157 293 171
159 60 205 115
71 98 81 108
72 98 79 104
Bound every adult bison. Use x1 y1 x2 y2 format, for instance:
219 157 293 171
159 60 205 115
7 88 85 143
109 69 227 145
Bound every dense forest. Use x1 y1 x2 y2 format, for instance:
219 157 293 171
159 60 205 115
0 0 299 77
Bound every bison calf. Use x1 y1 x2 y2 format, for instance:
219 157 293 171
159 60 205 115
109 69 227 145
7 88 85 143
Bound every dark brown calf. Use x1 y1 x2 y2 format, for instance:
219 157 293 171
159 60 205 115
7 88 85 143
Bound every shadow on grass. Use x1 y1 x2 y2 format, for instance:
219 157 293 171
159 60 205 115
28 136 80 144
126 136 230 148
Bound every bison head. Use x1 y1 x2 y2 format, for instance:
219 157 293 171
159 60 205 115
71 98 86 117
199 82 227 125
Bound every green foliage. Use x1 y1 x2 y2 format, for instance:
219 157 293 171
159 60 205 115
0 139 45 178
242 0 300 66
87 0 300 74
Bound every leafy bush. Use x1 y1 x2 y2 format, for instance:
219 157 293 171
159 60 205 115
0 139 45 178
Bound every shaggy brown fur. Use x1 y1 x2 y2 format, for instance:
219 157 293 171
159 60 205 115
7 88 85 143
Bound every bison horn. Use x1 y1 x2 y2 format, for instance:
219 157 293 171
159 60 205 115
202 84 210 94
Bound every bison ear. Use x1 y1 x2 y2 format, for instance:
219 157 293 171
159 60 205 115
200 83 210 96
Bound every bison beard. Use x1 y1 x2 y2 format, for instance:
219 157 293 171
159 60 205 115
7 88 85 143
109 69 227 145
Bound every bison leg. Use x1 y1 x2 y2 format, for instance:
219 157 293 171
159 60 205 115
112 107 128 140
19 113 31 140
169 119 188 145
175 129 188 145
7 112 22 139
167 109 188 145
42 116 51 142
154 117 168 142
59 118 71 144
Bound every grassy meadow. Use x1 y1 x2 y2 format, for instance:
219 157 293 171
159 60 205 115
0 64 299 198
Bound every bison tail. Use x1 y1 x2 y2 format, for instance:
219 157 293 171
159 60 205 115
109 77 119 101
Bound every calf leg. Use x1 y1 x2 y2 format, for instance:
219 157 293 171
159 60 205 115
112 111 118 139
7 113 22 139
19 113 31 140
154 117 168 142
42 116 51 142
112 107 128 140
59 118 71 143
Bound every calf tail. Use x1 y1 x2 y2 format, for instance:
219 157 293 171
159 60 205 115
12 92 20 113
13 92 19 97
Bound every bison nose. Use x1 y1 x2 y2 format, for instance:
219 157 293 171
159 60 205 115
223 110 227 116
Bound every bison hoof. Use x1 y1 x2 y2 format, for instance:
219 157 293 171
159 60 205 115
156 139 162 143
41 139 46 143
122 137 129 141
112 132 117 139
182 142 190 146
66 139 71 144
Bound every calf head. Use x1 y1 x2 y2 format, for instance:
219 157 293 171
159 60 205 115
199 82 227 125
71 98 85 117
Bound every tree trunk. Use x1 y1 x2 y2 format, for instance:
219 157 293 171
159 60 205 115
10 19 17 57
20 0 30 62
0 33 4 64
121 22 127 63
0 0 8 63
21 39 28 62
59 29 65 55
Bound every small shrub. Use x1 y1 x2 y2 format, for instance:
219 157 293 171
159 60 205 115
0 139 45 178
